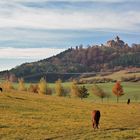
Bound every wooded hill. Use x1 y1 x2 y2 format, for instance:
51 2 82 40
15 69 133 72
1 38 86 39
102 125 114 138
3 36 140 82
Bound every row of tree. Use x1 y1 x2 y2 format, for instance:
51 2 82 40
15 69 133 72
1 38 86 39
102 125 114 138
0 78 125 103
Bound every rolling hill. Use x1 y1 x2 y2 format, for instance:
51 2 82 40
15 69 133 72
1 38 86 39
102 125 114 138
1 36 140 82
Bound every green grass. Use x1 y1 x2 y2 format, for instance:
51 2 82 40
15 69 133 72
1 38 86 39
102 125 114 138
83 82 140 102
1 80 140 103
50 82 140 103
0 91 140 140
6 81 140 102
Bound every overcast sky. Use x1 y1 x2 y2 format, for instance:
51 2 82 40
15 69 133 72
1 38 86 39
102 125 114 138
0 0 140 71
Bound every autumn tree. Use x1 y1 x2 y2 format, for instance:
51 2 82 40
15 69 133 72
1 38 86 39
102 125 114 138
7 81 14 91
2 80 14 91
38 78 47 95
55 79 65 96
92 84 107 103
38 78 52 95
112 81 124 103
78 86 89 100
28 84 39 93
18 78 27 91
9 74 17 82
70 80 79 97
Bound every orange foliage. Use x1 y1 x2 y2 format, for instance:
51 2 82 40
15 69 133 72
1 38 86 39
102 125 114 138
28 84 39 93
112 81 124 102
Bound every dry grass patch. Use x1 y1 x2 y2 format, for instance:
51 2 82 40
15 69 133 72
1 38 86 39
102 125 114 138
0 92 140 140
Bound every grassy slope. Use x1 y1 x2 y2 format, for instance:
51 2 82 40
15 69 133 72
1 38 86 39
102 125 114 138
0 92 140 140
81 70 140 81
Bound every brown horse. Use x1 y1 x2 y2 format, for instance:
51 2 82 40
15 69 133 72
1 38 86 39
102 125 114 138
127 99 130 104
92 110 101 129
0 87 3 92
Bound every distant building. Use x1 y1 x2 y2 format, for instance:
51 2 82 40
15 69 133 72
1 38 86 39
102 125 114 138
106 36 126 48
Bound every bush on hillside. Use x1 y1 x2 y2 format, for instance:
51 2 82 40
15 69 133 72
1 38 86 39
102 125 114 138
121 75 140 82
78 78 116 84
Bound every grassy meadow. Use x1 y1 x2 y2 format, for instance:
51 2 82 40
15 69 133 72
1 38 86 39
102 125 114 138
8 81 140 102
81 70 140 81
84 82 140 102
0 89 140 140
0 80 140 140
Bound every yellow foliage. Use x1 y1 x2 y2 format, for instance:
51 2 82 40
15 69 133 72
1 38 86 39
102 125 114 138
28 84 39 93
18 78 27 91
38 78 48 95
92 84 107 102
70 80 79 97
55 79 64 96
1 80 14 91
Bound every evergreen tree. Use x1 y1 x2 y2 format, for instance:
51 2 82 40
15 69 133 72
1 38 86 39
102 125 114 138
78 86 89 100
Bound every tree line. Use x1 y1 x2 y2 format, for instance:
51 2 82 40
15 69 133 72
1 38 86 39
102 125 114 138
0 78 128 103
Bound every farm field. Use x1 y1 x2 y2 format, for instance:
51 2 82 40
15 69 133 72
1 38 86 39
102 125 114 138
81 70 140 81
0 91 140 140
